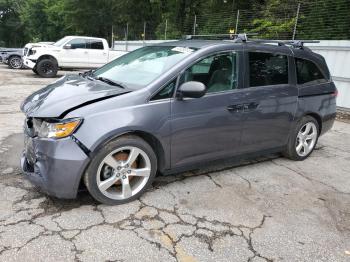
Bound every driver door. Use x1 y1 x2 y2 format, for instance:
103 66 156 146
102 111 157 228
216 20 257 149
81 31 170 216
170 50 245 168
61 38 89 68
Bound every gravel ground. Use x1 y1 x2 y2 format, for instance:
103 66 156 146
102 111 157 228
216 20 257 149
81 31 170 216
0 64 349 261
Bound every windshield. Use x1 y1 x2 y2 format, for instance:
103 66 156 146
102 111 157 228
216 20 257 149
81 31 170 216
93 46 197 89
52 36 70 47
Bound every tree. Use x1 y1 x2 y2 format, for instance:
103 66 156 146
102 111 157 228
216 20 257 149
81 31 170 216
0 0 349 47
0 0 26 47
247 0 299 39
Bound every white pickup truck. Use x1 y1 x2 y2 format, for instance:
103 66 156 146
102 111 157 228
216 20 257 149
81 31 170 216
23 36 126 77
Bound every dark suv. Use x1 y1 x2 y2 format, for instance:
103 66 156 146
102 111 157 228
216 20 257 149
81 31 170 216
20 35 337 205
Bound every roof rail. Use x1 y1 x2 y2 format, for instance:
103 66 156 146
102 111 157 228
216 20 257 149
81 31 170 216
184 33 257 42
183 34 319 50
249 39 320 50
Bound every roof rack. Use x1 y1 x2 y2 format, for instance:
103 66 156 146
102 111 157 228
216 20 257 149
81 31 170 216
251 39 320 49
184 33 257 42
184 33 319 50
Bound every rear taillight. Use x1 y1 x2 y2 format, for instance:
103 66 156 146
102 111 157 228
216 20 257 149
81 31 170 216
331 89 338 97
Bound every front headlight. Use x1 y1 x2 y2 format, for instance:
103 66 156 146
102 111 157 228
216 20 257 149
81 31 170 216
36 118 82 138
29 49 36 56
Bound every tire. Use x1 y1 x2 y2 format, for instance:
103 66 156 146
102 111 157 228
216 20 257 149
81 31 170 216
84 135 157 205
8 56 23 69
32 68 38 75
36 58 58 78
283 116 319 161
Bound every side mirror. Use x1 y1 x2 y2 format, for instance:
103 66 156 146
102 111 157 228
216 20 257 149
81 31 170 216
63 44 73 49
177 81 206 99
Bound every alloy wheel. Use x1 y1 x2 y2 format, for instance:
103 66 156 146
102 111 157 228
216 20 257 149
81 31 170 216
40 62 54 74
295 122 318 157
96 146 151 200
10 57 22 69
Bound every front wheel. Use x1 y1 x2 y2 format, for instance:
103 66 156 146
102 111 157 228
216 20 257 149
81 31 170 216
36 58 58 78
283 116 319 161
8 56 23 69
84 136 157 205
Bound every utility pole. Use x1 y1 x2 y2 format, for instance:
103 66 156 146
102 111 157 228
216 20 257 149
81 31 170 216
111 25 114 49
125 23 128 52
143 21 146 44
165 19 168 40
193 15 197 35
235 10 240 34
293 3 301 40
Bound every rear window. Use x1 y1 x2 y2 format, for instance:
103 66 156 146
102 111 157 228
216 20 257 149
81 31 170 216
249 52 288 87
89 40 104 50
295 58 327 85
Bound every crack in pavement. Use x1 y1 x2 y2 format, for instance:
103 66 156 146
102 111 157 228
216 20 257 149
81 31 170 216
270 159 350 195
0 180 274 262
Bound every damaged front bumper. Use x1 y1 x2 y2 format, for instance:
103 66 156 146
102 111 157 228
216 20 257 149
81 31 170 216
23 58 36 69
20 133 89 199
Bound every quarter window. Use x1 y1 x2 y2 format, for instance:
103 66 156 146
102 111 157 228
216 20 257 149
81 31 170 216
151 80 176 101
180 52 238 93
295 58 327 85
249 52 288 87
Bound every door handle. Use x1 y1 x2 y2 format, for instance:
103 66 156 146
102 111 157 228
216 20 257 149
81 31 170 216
227 104 243 112
243 102 259 111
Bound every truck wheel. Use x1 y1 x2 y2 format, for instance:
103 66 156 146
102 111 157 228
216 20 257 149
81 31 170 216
36 58 58 78
84 135 157 205
32 68 38 75
8 56 23 69
283 116 319 161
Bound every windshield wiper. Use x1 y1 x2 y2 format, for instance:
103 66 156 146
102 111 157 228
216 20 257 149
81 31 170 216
94 76 126 89
80 69 94 77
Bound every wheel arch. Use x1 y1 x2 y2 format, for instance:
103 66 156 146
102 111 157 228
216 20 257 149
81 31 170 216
303 112 322 133
8 54 21 60
76 129 168 192
37 54 58 65
89 130 167 173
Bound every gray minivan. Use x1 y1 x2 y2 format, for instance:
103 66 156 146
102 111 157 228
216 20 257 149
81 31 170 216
20 36 337 205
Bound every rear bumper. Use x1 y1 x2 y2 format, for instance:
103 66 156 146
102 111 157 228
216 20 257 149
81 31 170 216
320 113 336 136
23 58 36 69
21 136 89 199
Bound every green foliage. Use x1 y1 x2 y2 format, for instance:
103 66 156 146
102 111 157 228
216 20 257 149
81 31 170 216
0 0 26 47
0 0 349 47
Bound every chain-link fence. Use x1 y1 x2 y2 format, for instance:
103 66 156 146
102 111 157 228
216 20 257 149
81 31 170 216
113 1 350 41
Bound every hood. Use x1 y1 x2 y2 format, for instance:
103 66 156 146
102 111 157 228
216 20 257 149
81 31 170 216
21 75 130 118
25 42 56 50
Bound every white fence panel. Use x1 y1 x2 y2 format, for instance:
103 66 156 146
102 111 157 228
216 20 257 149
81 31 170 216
307 41 350 109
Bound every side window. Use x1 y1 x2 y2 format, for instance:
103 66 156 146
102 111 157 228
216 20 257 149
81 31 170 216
191 57 213 74
180 52 238 93
249 52 288 87
67 38 86 49
151 80 176 101
295 58 327 85
89 40 104 50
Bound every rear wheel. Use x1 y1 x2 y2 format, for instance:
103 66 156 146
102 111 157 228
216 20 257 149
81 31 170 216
8 56 23 69
283 116 319 161
36 58 58 78
84 136 157 205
